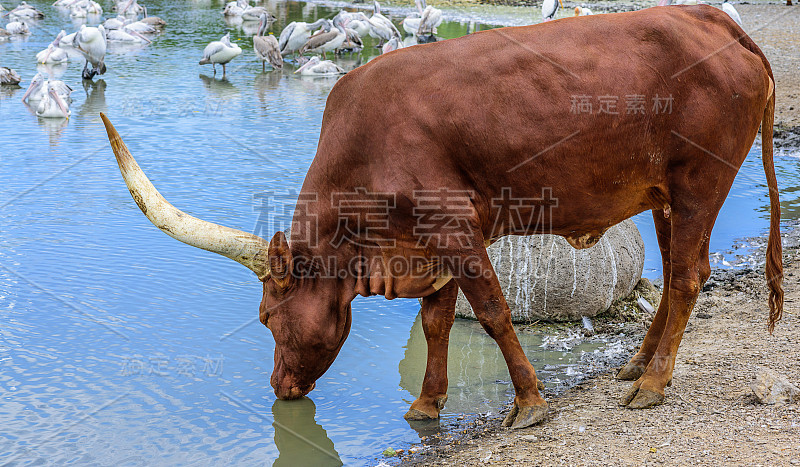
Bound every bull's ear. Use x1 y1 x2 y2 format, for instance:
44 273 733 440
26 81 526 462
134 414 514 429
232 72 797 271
269 231 293 289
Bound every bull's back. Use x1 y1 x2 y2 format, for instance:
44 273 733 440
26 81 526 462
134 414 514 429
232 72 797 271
313 6 771 233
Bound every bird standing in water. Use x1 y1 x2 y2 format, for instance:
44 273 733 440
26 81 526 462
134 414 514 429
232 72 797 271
73 25 108 80
199 32 242 77
253 13 282 71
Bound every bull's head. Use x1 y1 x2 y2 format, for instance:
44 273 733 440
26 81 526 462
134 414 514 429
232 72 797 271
101 114 352 400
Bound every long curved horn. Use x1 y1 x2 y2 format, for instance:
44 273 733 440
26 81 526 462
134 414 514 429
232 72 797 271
100 113 271 281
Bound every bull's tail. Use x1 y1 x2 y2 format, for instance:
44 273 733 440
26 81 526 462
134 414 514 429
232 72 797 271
762 77 784 333
734 24 784 333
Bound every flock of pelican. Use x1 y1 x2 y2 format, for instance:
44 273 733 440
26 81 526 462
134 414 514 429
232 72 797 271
193 0 741 79
0 0 166 118
0 0 748 116
197 0 443 77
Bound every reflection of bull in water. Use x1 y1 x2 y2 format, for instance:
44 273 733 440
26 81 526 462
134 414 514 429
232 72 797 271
271 398 342 467
102 6 782 430
399 314 517 416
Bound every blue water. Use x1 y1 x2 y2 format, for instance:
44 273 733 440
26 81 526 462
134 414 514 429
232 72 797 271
1 0 799 465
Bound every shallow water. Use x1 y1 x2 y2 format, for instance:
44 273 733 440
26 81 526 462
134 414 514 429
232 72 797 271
1 0 799 464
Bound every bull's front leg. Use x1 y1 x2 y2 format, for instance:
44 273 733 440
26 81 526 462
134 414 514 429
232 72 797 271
439 232 547 429
404 280 458 421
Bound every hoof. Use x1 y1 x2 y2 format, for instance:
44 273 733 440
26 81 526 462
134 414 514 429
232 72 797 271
404 408 438 420
404 395 447 421
502 401 548 429
622 386 665 409
617 362 646 381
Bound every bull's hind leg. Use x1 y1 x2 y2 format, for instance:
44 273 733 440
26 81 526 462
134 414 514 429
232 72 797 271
405 280 458 420
438 231 547 429
622 207 713 409
618 210 672 381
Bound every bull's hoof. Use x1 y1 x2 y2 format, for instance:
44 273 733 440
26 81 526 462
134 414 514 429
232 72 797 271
404 395 447 420
404 408 438 420
622 386 664 409
502 400 548 429
617 361 646 381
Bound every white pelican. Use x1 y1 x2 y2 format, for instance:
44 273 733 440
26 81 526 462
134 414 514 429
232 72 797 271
119 0 143 15
36 83 71 118
417 0 442 36
574 6 593 15
336 11 370 37
6 20 31 35
223 0 247 16
401 13 421 36
381 36 402 54
140 6 167 29
278 18 327 56
199 32 242 76
86 0 102 14
0 27 12 40
542 0 563 21
73 25 107 79
299 18 346 59
70 4 87 17
104 15 127 30
366 2 401 45
59 30 77 47
107 25 151 43
294 56 344 76
37 30 70 63
241 6 273 22
339 22 363 52
9 1 44 18
0 66 21 85
721 0 742 27
123 19 156 34
22 72 73 102
253 13 282 71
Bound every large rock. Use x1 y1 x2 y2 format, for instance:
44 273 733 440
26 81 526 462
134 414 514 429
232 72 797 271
751 369 800 405
455 219 645 322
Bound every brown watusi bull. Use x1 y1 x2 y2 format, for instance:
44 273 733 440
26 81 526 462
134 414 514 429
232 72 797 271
100 4 783 429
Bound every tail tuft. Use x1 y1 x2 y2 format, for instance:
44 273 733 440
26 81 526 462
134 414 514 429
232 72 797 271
762 77 784 334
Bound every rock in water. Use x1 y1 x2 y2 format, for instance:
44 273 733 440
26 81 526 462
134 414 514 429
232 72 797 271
455 219 644 322
751 369 800 405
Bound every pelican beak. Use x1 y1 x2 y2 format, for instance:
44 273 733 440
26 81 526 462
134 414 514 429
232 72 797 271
295 60 312 74
558 0 564 9
130 29 151 43
41 47 53 64
21 80 37 102
50 88 70 119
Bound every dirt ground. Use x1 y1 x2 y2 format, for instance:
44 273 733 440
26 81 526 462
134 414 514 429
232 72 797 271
400 249 799 465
